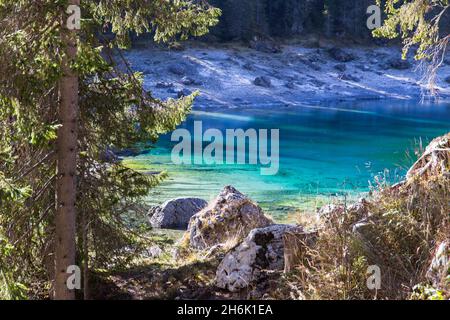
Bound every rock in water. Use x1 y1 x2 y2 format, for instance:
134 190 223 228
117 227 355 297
215 224 315 292
149 198 208 230
187 186 273 250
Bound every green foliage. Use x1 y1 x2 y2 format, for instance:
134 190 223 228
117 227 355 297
374 0 449 92
411 283 445 300
374 0 448 58
0 0 219 298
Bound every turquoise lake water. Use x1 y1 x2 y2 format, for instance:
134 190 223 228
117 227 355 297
126 99 450 221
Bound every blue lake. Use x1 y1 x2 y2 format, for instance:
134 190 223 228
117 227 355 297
126 99 450 221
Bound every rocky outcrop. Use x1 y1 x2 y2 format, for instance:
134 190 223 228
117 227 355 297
186 186 273 250
149 198 208 230
215 224 316 292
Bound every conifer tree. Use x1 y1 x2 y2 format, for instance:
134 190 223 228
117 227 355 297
0 0 220 299
374 0 449 93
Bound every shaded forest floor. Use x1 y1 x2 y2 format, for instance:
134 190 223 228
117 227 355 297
90 260 222 300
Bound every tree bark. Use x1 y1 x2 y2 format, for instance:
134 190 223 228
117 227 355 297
54 0 79 300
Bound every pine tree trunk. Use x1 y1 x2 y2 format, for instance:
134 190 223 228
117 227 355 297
54 0 79 300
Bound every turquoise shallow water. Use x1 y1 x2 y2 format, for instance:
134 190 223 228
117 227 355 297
126 99 450 221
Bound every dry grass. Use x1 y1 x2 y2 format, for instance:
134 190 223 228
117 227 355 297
284 134 450 300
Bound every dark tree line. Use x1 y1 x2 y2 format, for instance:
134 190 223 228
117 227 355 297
207 0 449 42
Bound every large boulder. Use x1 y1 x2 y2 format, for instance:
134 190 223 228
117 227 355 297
186 186 273 250
216 224 316 292
149 198 208 230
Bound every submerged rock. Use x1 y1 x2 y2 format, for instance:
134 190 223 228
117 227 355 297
186 186 273 250
149 198 208 230
215 224 315 292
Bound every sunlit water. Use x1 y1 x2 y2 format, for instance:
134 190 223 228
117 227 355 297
125 99 450 221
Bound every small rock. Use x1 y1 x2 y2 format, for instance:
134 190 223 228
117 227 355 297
328 47 355 62
334 64 347 72
243 63 255 71
299 57 322 71
156 82 174 89
249 39 282 54
181 76 202 86
148 245 163 258
340 73 360 82
254 76 272 88
285 81 296 89
186 186 273 250
149 197 208 230
357 64 371 72
177 88 193 98
181 76 194 85
388 58 411 70
444 76 450 84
